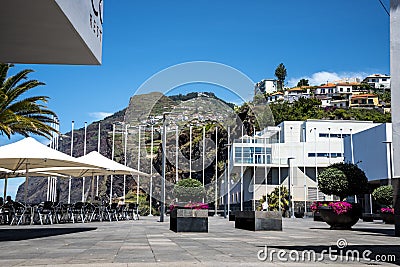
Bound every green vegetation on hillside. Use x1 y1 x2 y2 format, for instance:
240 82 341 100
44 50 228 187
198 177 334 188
268 98 391 125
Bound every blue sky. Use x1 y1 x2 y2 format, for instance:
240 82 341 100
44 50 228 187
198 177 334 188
1 0 391 197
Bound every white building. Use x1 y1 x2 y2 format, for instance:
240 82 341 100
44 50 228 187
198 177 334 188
343 123 393 183
362 74 391 90
255 79 278 94
0 0 103 65
228 120 381 212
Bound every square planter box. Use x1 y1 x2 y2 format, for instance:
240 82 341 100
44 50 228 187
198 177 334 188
235 211 282 231
170 208 208 232
229 211 236 221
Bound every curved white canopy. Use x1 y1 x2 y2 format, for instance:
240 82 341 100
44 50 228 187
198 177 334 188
28 151 149 177
0 137 99 171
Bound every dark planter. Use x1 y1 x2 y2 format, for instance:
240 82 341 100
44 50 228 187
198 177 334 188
229 211 236 221
170 208 208 232
235 211 282 231
313 211 324 221
380 213 395 224
294 212 304 218
318 204 361 230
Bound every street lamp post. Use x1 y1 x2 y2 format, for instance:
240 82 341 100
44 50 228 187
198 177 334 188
137 125 142 205
82 122 87 202
288 157 295 218
302 127 307 216
160 112 170 223
278 126 281 213
214 126 218 216
149 124 154 216
240 124 244 211
68 120 74 204
383 141 393 185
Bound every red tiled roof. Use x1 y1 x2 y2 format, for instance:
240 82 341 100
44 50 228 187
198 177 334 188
336 82 360 86
317 83 336 88
351 94 377 98
271 92 283 96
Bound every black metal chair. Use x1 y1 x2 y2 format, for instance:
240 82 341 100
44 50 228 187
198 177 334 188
37 201 54 225
108 203 119 222
125 203 139 220
71 202 86 223
9 202 33 225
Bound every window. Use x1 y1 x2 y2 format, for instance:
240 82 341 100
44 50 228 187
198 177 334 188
382 78 387 81
308 153 343 158
319 133 349 138
340 88 343 92
321 89 325 94
347 88 350 92
368 99 374 104
362 99 367 104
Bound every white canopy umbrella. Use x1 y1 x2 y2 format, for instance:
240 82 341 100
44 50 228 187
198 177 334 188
29 151 149 203
0 167 69 200
0 137 101 202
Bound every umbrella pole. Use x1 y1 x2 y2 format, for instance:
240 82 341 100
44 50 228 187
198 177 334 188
91 173 95 201
3 174 8 200
24 163 29 203
109 175 113 205
68 177 72 204
46 177 50 201
82 177 85 202
96 175 99 197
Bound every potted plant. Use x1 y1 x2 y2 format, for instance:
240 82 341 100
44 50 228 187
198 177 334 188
170 178 208 232
315 163 368 229
372 185 394 224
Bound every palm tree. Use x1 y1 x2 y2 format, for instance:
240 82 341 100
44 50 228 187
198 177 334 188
0 63 58 139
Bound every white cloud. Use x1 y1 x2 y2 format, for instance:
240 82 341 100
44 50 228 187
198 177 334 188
288 71 368 87
89 112 113 121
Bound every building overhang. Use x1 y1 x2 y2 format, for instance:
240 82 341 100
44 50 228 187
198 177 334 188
0 0 103 65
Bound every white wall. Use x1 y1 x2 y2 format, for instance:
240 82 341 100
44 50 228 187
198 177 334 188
344 123 392 181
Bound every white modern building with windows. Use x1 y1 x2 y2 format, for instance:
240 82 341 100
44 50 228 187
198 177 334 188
362 74 391 90
228 120 382 211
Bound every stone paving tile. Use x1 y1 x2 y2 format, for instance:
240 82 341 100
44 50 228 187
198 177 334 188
0 217 398 266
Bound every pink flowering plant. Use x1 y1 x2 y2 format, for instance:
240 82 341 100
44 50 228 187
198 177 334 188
169 202 209 211
328 201 352 215
310 201 322 212
310 201 352 215
380 207 394 214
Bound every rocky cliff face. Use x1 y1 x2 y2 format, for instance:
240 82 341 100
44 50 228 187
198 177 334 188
16 92 245 204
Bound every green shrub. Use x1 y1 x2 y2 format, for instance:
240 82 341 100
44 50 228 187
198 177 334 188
173 178 205 202
318 168 348 200
372 185 393 207
318 163 369 200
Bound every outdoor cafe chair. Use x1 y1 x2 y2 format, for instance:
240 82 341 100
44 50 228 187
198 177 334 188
108 203 119 222
59 203 74 223
37 201 54 225
10 202 34 225
71 202 86 223
125 203 139 220
88 203 109 222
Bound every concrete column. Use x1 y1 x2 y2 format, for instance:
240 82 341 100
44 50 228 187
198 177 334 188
390 0 400 236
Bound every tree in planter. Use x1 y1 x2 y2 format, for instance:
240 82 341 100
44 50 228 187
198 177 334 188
372 185 393 207
173 178 205 203
318 162 369 201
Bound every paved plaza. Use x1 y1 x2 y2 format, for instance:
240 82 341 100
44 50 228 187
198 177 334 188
0 216 399 266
